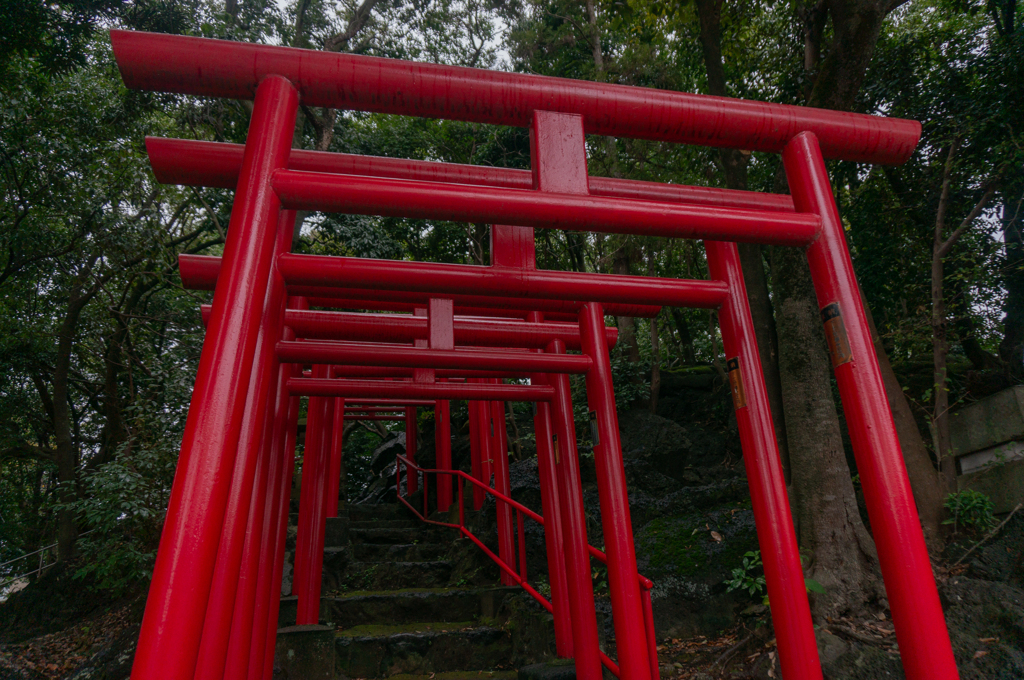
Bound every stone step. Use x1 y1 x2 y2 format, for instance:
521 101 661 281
348 503 402 522
335 621 514 678
350 519 419 529
389 672 517 680
353 542 448 563
327 587 515 627
325 517 349 548
350 527 426 545
278 587 516 628
333 560 453 592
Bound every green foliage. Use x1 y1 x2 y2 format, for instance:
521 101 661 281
725 551 766 598
64 405 181 595
726 550 827 605
943 489 997 534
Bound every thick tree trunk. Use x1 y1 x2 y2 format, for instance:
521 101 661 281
694 0 789 476
861 295 946 548
53 291 91 562
771 245 880 617
669 307 697 364
1000 188 1024 376
612 244 640 362
765 0 907 615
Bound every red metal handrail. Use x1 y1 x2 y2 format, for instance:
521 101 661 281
394 454 658 680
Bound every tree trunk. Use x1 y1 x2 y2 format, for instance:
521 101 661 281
53 289 92 562
771 245 881 617
861 293 946 548
649 316 661 413
612 244 640 362
694 0 789 476
1000 187 1024 376
766 0 901 615
669 307 697 364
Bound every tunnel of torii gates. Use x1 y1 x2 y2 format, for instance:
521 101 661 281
108 27 959 680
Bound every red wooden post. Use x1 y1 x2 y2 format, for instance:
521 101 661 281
490 391 516 585
579 303 652 680
528 368 573 658
295 364 330 624
405 406 418 493
325 398 345 518
547 339 603 680
430 298 455 512
194 209 295 680
249 298 305 680
468 397 484 510
130 75 297 680
705 241 822 680
435 397 452 512
784 132 959 680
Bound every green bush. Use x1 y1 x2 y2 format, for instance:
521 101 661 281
943 489 997 534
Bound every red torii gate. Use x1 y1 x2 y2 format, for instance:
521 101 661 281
109 28 959 680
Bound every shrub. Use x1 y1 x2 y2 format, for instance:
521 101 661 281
943 489 997 534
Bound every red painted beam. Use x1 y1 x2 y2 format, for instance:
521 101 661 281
182 255 661 318
344 416 406 421
344 399 435 407
288 378 555 401
111 31 920 164
277 253 729 309
276 340 593 373
198 305 618 349
145 137 795 213
272 170 820 246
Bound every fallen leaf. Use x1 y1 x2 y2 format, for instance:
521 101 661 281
979 637 998 643
974 650 989 659
710 531 723 542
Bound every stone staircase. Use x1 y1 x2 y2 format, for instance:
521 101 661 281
279 503 520 680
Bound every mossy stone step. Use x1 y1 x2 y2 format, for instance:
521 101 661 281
348 503 402 521
350 527 427 544
333 560 452 591
353 542 448 563
388 672 517 680
335 621 513 678
325 586 516 627
350 519 419 529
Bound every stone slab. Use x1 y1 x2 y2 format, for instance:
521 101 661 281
950 385 1024 456
958 457 1024 514
274 624 335 680
518 660 577 680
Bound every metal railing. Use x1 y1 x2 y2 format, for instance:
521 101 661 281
396 454 659 680
0 530 94 590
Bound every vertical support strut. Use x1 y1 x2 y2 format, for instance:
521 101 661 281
528 365 573 658
491 390 516 585
430 299 455 512
248 299 304 680
705 241 823 680
579 303 652 680
468 395 485 511
295 364 331 625
435 397 452 512
405 406 418 493
130 75 297 680
783 132 959 680
195 208 296 680
546 339 603 680
326 398 345 518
